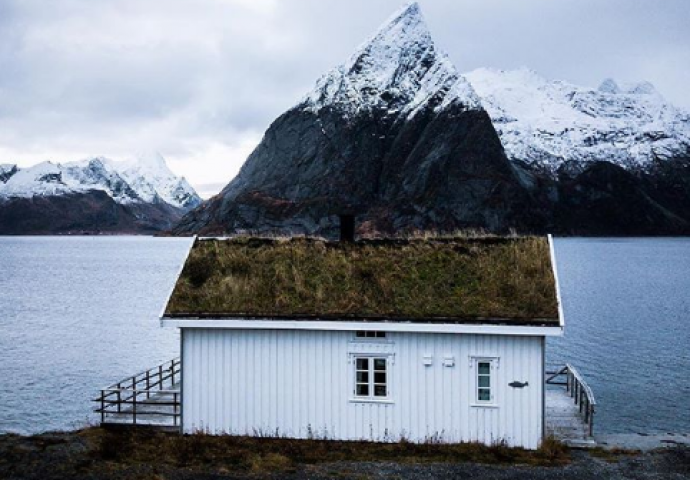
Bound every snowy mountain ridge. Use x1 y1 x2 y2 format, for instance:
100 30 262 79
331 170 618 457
0 153 201 210
465 67 690 175
302 2 481 118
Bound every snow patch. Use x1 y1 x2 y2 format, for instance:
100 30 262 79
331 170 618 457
465 68 690 174
0 154 201 209
302 2 481 117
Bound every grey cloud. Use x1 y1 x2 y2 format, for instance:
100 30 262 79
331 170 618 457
0 0 688 189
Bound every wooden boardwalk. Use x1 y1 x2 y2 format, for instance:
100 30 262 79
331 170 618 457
546 387 594 446
101 383 181 430
95 358 181 430
545 364 597 447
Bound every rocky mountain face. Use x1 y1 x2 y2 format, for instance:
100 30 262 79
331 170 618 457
173 3 545 237
174 3 690 237
0 154 201 234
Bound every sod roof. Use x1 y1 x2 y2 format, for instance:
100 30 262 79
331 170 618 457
163 236 560 324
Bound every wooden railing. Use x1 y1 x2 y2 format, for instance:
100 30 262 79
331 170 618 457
94 358 181 427
546 363 596 437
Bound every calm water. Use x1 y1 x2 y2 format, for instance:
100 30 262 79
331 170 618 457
0 237 190 434
548 238 690 434
0 237 688 435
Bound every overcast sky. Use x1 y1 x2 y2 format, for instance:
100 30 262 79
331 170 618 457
1 0 689 198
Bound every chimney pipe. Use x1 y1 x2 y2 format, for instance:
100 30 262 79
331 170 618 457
339 214 355 243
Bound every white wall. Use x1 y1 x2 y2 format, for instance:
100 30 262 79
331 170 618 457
181 328 544 448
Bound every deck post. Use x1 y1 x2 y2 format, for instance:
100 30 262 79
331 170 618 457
117 390 122 413
174 392 178 426
146 371 150 399
159 365 163 390
133 391 137 425
100 391 105 423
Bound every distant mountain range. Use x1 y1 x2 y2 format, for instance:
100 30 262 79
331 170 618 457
4 3 688 236
0 153 201 234
465 68 690 176
173 2 690 237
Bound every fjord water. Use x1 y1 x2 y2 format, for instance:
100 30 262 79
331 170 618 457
0 237 688 435
548 238 690 435
0 237 189 434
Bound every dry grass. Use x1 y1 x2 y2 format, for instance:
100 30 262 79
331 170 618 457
165 236 559 322
91 428 570 471
589 446 641 463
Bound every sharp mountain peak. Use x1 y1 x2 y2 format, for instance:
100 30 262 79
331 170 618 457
302 2 480 115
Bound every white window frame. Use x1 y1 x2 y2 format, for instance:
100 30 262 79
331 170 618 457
471 357 499 407
350 354 393 403
354 330 387 340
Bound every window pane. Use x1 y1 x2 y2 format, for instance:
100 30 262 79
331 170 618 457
478 362 491 375
375 332 386 338
356 384 369 396
356 371 369 383
478 375 490 388
374 359 386 371
374 372 386 384
478 388 491 401
374 385 386 397
356 331 365 337
356 358 369 370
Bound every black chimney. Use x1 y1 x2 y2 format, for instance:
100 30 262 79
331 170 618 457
339 214 356 243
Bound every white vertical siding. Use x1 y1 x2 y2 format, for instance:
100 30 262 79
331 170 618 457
181 328 544 449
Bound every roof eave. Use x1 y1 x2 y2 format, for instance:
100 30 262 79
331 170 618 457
548 234 565 329
159 317 563 337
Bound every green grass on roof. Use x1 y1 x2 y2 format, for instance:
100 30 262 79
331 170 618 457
164 236 559 323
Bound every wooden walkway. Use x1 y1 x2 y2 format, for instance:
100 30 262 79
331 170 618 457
95 358 181 430
545 364 597 446
546 388 594 445
100 383 181 429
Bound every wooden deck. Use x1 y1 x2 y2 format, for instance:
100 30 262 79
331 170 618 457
545 364 597 447
100 383 181 429
94 358 181 430
96 359 596 447
546 387 594 445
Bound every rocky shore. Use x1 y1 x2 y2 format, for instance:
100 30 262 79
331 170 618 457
0 428 688 480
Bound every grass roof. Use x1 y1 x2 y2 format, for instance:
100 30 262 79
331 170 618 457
164 236 559 324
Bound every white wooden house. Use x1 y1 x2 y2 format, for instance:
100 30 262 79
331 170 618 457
160 234 563 449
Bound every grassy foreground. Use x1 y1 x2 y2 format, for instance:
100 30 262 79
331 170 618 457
0 427 569 479
3 428 688 480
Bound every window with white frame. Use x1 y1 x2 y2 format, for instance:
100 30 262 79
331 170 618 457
473 358 498 405
354 357 388 399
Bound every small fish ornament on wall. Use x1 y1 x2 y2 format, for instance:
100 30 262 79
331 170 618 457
509 381 529 388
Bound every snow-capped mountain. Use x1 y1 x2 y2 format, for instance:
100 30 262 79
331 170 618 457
303 2 481 118
111 152 202 210
174 2 538 236
173 2 690 237
465 68 690 175
0 154 202 234
0 154 201 210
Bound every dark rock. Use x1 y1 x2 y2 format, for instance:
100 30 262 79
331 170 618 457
0 190 186 235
